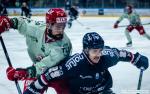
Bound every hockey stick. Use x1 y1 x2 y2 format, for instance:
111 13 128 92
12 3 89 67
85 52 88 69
0 35 22 94
118 22 150 28
76 20 91 30
137 67 144 94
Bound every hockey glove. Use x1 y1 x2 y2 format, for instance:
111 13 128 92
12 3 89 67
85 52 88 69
0 16 12 34
113 21 119 28
132 52 149 70
23 82 42 94
6 67 28 81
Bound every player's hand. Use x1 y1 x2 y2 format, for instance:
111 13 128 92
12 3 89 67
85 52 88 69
0 16 12 34
113 24 118 28
113 21 120 29
132 53 149 70
6 67 28 81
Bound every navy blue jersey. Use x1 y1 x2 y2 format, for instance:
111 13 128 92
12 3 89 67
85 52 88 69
43 46 133 94
69 7 79 18
21 6 31 18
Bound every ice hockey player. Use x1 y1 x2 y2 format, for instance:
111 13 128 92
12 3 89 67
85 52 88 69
113 5 150 47
23 32 149 94
0 8 72 94
21 2 31 18
67 4 79 28
0 3 8 16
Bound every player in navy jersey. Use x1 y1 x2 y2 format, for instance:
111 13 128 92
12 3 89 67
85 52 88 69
0 3 8 16
24 32 149 94
67 4 79 28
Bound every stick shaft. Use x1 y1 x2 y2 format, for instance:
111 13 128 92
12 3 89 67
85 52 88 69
118 23 150 27
136 69 144 94
137 69 144 90
0 36 22 94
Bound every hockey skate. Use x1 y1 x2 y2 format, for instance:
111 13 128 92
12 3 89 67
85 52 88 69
126 42 132 47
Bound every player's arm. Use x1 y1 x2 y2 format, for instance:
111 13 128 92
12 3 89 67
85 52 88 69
113 14 126 28
23 65 68 94
6 52 71 81
73 8 79 19
6 46 71 81
6 37 72 80
11 17 45 37
0 16 44 37
112 48 149 70
23 54 80 94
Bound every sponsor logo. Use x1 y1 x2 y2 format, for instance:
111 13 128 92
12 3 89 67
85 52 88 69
56 17 67 23
65 54 84 70
79 83 105 93
102 49 115 57
80 75 93 79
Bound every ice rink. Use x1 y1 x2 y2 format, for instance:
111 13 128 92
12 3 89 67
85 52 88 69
0 16 150 94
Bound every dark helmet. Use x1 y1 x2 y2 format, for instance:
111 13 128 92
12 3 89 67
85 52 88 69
83 32 104 49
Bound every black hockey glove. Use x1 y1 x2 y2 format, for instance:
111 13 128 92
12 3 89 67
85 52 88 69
132 52 149 70
23 82 42 94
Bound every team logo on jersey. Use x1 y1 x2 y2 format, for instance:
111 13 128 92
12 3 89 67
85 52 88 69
80 75 93 79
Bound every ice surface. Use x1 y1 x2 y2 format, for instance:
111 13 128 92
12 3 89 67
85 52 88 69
0 16 150 94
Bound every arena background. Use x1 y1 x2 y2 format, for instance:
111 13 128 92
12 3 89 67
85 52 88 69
1 0 150 16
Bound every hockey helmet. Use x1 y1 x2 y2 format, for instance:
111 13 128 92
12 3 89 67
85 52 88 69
46 8 67 24
83 32 104 49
